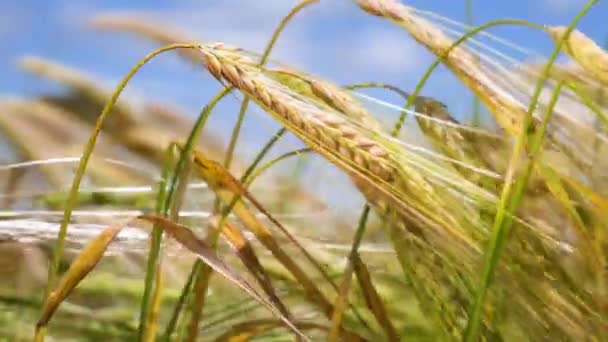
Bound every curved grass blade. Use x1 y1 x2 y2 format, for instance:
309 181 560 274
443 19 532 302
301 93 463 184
137 214 306 340
465 80 573 340
190 150 335 317
140 88 232 341
164 126 285 340
35 222 128 341
464 0 599 338
42 44 200 323
209 216 292 320
182 3 320 339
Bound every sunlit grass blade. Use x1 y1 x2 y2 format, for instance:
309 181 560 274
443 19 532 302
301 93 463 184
138 144 177 341
137 214 306 339
209 216 292 320
42 43 200 314
181 3 320 338
35 222 128 341
190 151 335 316
465 79 573 341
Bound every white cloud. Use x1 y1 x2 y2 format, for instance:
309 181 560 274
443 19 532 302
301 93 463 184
106 1 316 68
342 28 428 75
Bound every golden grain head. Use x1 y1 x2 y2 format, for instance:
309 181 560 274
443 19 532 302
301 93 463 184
547 26 608 86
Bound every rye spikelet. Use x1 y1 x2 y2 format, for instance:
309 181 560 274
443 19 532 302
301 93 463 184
356 0 596 191
519 61 608 109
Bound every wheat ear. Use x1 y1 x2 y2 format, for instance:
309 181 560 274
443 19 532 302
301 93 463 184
356 0 531 136
547 26 608 86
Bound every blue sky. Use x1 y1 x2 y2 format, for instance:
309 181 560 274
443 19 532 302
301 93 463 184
0 0 606 212
0 0 606 147
1 0 606 108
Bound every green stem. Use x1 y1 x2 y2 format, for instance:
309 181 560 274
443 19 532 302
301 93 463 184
244 148 313 185
139 83 230 337
40 42 199 341
327 81 414 337
181 3 320 340
222 0 318 171
405 19 542 114
464 7 598 341
162 262 199 341
137 144 177 341
345 82 411 135
465 0 474 26
162 128 288 341
158 88 233 341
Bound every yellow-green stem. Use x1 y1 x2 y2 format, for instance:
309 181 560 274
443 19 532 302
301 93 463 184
184 3 320 341
40 43 199 342
463 1 598 339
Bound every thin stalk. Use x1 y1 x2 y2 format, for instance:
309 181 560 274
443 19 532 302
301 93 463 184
166 87 233 210
244 148 313 185
464 3 598 340
405 19 543 113
464 80 565 338
345 82 411 134
140 88 232 342
162 262 199 341
465 0 482 126
328 207 370 342
159 88 233 341
328 81 413 340
185 3 319 340
465 0 474 26
40 43 199 342
163 128 288 340
223 0 319 171
138 145 177 341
